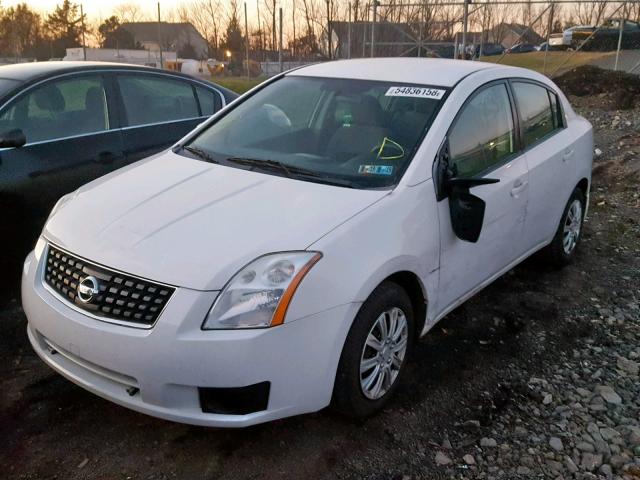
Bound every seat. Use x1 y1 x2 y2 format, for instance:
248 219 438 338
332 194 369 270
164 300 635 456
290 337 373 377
325 96 390 163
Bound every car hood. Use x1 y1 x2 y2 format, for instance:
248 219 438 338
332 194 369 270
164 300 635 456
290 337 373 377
44 151 389 290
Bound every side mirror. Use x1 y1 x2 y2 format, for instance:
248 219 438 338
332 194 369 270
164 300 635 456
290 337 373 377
434 139 501 243
0 129 26 149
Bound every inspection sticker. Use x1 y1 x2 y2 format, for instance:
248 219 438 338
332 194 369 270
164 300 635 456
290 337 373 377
359 165 394 175
385 86 446 100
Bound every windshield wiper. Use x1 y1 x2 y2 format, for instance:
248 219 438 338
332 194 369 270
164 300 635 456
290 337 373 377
227 157 357 188
227 157 319 177
182 145 221 164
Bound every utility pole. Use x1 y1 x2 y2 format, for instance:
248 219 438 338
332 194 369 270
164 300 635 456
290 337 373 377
326 0 332 59
245 2 250 78
348 2 352 59
461 0 469 60
371 0 377 57
80 4 87 60
157 2 163 68
279 7 283 72
292 0 296 60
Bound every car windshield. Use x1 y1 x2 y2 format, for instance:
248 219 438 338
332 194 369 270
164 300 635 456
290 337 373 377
182 76 446 189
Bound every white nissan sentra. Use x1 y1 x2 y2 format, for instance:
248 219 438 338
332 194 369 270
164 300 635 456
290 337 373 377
22 59 593 427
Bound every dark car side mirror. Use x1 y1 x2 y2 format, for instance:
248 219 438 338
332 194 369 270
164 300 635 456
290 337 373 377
0 129 27 149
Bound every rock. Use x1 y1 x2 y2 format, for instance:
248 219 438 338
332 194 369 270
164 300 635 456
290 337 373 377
516 466 530 475
600 427 621 441
543 393 553 405
77 458 89 469
595 385 622 405
549 437 564 452
435 451 452 466
577 441 596 453
609 453 632 469
462 454 475 465
580 452 603 472
480 437 497 448
599 464 613 480
564 456 579 473
625 426 640 445
617 356 639 375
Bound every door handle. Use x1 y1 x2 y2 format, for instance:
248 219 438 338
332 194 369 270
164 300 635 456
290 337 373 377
562 149 574 162
95 151 115 165
510 179 528 197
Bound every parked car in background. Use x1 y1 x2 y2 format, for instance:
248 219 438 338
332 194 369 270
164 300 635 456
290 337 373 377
506 43 537 54
549 19 640 51
549 25 595 48
0 61 237 296
537 42 565 52
475 43 505 57
23 58 593 427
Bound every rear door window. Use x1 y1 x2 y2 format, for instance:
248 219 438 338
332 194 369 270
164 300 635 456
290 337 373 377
117 74 199 127
512 82 560 147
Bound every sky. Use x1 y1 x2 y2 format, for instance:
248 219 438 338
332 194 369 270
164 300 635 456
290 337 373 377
2 1 184 22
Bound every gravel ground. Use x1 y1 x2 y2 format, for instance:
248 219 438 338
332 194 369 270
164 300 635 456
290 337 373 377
0 95 639 480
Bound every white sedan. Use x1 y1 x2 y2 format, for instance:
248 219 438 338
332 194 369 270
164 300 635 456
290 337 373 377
22 58 593 427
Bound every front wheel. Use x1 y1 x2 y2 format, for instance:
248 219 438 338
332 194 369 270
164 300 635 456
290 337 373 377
543 188 586 267
332 281 415 418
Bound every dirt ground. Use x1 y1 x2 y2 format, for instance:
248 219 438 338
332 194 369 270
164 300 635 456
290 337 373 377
1 92 638 480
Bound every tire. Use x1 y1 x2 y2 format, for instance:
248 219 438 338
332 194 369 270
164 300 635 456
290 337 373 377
332 281 415 418
543 188 586 268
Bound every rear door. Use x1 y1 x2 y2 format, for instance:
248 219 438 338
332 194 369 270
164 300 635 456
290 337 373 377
435 81 529 315
510 80 574 251
114 72 223 162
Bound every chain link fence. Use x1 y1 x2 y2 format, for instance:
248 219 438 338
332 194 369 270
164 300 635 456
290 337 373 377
325 0 640 79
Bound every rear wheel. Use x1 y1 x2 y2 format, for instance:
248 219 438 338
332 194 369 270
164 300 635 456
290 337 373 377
543 188 585 267
332 281 414 418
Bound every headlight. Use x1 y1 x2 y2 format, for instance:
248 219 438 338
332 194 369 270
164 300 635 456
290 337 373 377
202 251 322 330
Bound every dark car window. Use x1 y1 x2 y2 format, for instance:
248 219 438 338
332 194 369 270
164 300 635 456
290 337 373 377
0 75 108 144
117 74 200 127
195 86 222 116
512 82 558 147
449 83 516 178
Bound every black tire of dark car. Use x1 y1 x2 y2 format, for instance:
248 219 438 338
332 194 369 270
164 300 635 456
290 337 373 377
332 281 415 418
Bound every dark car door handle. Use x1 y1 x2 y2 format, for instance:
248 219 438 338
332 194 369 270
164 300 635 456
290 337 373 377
95 151 115 165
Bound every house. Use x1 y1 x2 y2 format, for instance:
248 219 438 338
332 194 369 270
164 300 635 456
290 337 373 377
486 22 544 48
119 22 208 59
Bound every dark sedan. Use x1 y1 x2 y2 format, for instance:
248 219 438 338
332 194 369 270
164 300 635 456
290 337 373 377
506 43 537 54
0 61 237 295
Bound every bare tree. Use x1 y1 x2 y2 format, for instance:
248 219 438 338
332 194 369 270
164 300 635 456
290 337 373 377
114 2 145 23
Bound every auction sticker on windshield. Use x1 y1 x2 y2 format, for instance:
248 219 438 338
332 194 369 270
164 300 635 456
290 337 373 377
385 86 446 99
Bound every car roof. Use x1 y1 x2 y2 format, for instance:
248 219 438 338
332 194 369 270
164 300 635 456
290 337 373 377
289 58 502 88
0 61 168 82
0 61 238 102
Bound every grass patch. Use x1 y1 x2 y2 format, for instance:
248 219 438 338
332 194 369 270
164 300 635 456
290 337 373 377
481 51 613 76
212 76 265 94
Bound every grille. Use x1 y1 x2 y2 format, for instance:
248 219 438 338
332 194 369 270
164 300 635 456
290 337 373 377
44 244 174 327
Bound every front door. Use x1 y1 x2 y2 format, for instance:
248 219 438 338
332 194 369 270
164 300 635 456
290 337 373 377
435 82 529 316
0 73 124 290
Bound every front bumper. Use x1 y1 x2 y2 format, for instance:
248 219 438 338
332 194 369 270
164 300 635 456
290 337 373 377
22 249 358 427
